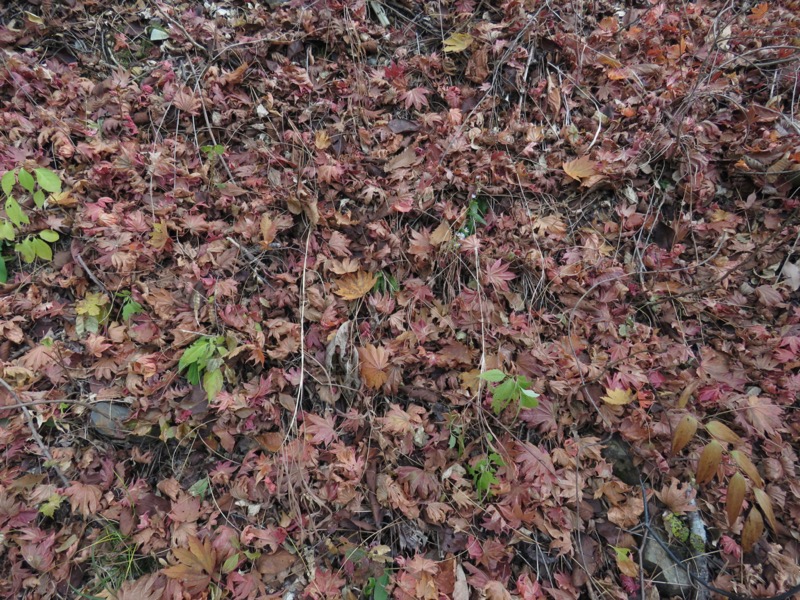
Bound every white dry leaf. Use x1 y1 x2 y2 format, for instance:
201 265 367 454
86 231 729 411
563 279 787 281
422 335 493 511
779 261 800 291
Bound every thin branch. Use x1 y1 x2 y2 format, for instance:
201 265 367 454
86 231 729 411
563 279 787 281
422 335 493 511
0 378 70 487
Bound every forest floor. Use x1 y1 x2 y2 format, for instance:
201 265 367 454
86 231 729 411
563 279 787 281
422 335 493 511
0 1 799 599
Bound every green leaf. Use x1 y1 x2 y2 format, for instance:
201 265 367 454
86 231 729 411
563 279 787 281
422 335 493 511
185 363 201 385
39 229 59 242
150 27 169 41
479 369 506 382
519 388 540 409
39 493 65 517
34 168 61 193
0 256 6 283
373 572 390 600
32 238 52 260
1 171 15 195
179 340 209 371
18 169 35 193
5 197 29 227
15 239 36 263
492 378 516 402
221 553 240 574
122 299 143 321
188 476 210 498
33 190 45 208
203 368 224 400
0 220 14 241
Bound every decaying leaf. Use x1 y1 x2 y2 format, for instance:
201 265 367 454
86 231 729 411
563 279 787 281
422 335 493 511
741 508 764 553
726 472 746 527
730 450 764 488
563 156 597 181
443 33 474 53
705 420 741 445
335 271 377 300
601 388 634 405
358 344 390 389
671 414 698 455
753 488 777 532
696 440 723 485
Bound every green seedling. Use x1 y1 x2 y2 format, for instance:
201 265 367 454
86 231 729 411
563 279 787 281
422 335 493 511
478 369 539 415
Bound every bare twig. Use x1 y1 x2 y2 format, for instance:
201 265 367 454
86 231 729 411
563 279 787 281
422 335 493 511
0 377 70 487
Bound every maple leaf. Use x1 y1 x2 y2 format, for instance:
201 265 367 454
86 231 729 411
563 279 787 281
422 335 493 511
114 573 165 600
358 344 390 389
562 156 598 181
64 482 102 517
335 271 377 300
303 412 338 446
741 395 783 437
443 33 474 53
401 87 431 111
601 388 634 405
382 403 424 435
483 259 516 290
163 536 217 594
396 466 439 499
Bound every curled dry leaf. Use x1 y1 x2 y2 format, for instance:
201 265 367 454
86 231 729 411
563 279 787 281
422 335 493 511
741 508 764 553
705 420 742 446
335 271 377 301
730 450 764 488
443 33 474 54
696 440 723 485
726 472 746 527
753 488 777 532
671 414 698 455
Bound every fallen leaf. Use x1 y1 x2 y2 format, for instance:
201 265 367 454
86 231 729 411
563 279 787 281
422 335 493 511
741 508 763 553
563 156 598 181
671 414 698 455
359 344 390 389
726 472 746 527
696 441 723 485
443 33 474 53
335 271 377 300
753 488 777 532
730 450 764 488
602 388 634 405
704 420 741 446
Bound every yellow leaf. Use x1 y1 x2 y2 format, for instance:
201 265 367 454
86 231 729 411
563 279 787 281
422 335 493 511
334 271 377 301
430 221 453 246
260 213 276 247
730 450 763 488
696 440 723 485
315 130 331 150
443 33 474 54
753 488 777 532
358 344 390 389
741 508 763 553
671 414 698 455
601 388 634 405
726 472 746 527
705 420 741 446
563 156 598 181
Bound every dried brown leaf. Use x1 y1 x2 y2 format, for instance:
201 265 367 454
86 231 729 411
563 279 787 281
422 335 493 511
741 508 764 553
753 488 777 532
671 414 698 455
705 420 741 446
335 271 377 301
358 344 390 389
726 472 746 527
730 450 764 488
563 156 597 181
696 440 723 485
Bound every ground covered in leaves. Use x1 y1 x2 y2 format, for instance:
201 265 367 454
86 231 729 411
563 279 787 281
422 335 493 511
1 0 799 598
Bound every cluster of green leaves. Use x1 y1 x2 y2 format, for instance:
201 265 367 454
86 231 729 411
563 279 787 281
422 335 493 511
178 335 232 400
75 292 111 336
0 167 62 282
478 369 540 415
116 290 145 321
468 452 505 498
373 270 399 294
456 195 488 238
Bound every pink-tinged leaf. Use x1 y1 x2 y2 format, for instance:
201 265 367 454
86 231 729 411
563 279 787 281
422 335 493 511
483 259 516 290
741 395 783 437
303 413 339 446
400 87 431 110
396 466 439 500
